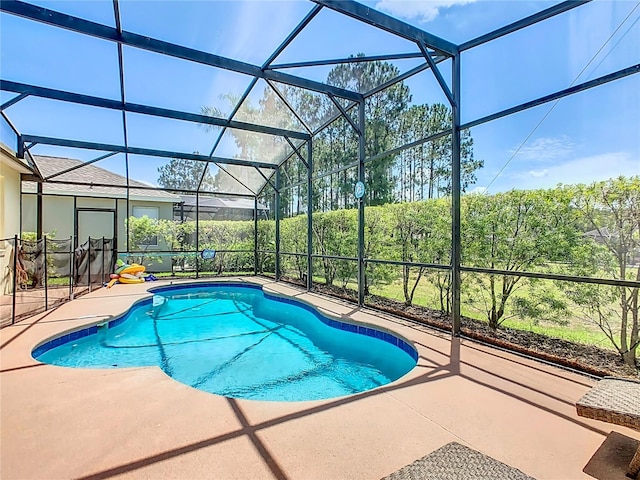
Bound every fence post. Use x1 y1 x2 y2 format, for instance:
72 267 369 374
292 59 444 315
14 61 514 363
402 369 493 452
12 234 18 325
44 236 48 311
306 140 313 292
88 236 92 293
69 236 74 300
254 197 259 276
195 194 200 279
275 169 281 281
101 237 105 287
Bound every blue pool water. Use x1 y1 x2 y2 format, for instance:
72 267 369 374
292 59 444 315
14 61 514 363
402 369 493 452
34 283 417 401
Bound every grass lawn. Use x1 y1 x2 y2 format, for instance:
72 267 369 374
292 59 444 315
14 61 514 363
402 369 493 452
363 273 616 351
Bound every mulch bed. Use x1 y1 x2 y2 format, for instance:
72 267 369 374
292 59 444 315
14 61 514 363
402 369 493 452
302 281 639 380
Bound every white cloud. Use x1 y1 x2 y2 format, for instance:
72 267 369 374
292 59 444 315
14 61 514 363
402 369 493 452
375 0 477 23
527 169 549 178
226 1 305 65
510 152 639 190
512 135 575 162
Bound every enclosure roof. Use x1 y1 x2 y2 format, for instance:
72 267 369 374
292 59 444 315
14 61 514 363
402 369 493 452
1 0 626 197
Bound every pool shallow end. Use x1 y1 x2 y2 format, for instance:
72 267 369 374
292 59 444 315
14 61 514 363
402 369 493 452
31 296 153 360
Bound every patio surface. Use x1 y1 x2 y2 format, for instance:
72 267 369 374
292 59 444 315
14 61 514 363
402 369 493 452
1 277 638 480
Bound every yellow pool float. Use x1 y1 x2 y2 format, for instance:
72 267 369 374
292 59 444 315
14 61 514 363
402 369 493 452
107 262 146 287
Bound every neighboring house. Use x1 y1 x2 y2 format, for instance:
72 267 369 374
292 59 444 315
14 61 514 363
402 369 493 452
21 155 179 271
176 195 269 221
584 227 640 265
584 227 615 243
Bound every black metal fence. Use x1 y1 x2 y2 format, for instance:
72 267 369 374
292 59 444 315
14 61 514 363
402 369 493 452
0 235 116 327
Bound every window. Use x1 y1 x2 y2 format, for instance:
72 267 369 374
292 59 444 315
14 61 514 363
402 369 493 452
132 206 159 219
132 206 159 247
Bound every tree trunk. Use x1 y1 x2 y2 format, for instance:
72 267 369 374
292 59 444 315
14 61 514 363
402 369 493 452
408 267 425 306
489 274 498 329
402 264 411 305
420 154 424 200
624 269 639 367
428 156 434 199
622 349 637 368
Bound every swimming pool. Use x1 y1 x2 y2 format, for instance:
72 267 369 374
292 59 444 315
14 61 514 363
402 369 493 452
33 282 418 401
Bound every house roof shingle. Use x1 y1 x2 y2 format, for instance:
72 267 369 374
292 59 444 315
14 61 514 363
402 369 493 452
22 156 178 202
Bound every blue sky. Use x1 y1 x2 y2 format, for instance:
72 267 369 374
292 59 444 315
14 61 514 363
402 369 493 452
1 0 638 194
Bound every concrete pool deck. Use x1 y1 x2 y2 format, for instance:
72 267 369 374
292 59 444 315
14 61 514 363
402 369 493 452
1 277 637 479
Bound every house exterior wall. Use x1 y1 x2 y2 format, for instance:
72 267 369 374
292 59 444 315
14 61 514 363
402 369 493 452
21 195 74 240
1 147 32 298
1 161 21 240
76 197 116 209
21 194 175 272
0 161 21 299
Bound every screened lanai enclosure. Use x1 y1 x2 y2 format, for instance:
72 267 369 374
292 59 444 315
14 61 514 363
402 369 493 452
1 0 639 368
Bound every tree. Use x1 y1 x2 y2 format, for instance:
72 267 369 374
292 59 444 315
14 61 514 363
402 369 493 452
396 104 482 201
157 157 216 191
126 215 159 265
388 202 429 305
126 216 194 267
269 56 412 208
201 54 484 209
462 188 580 329
198 220 254 274
565 176 640 367
202 90 296 196
256 219 275 274
422 199 453 312
387 199 451 306
363 205 395 295
280 214 309 282
278 157 307 217
327 57 411 206
311 210 358 286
